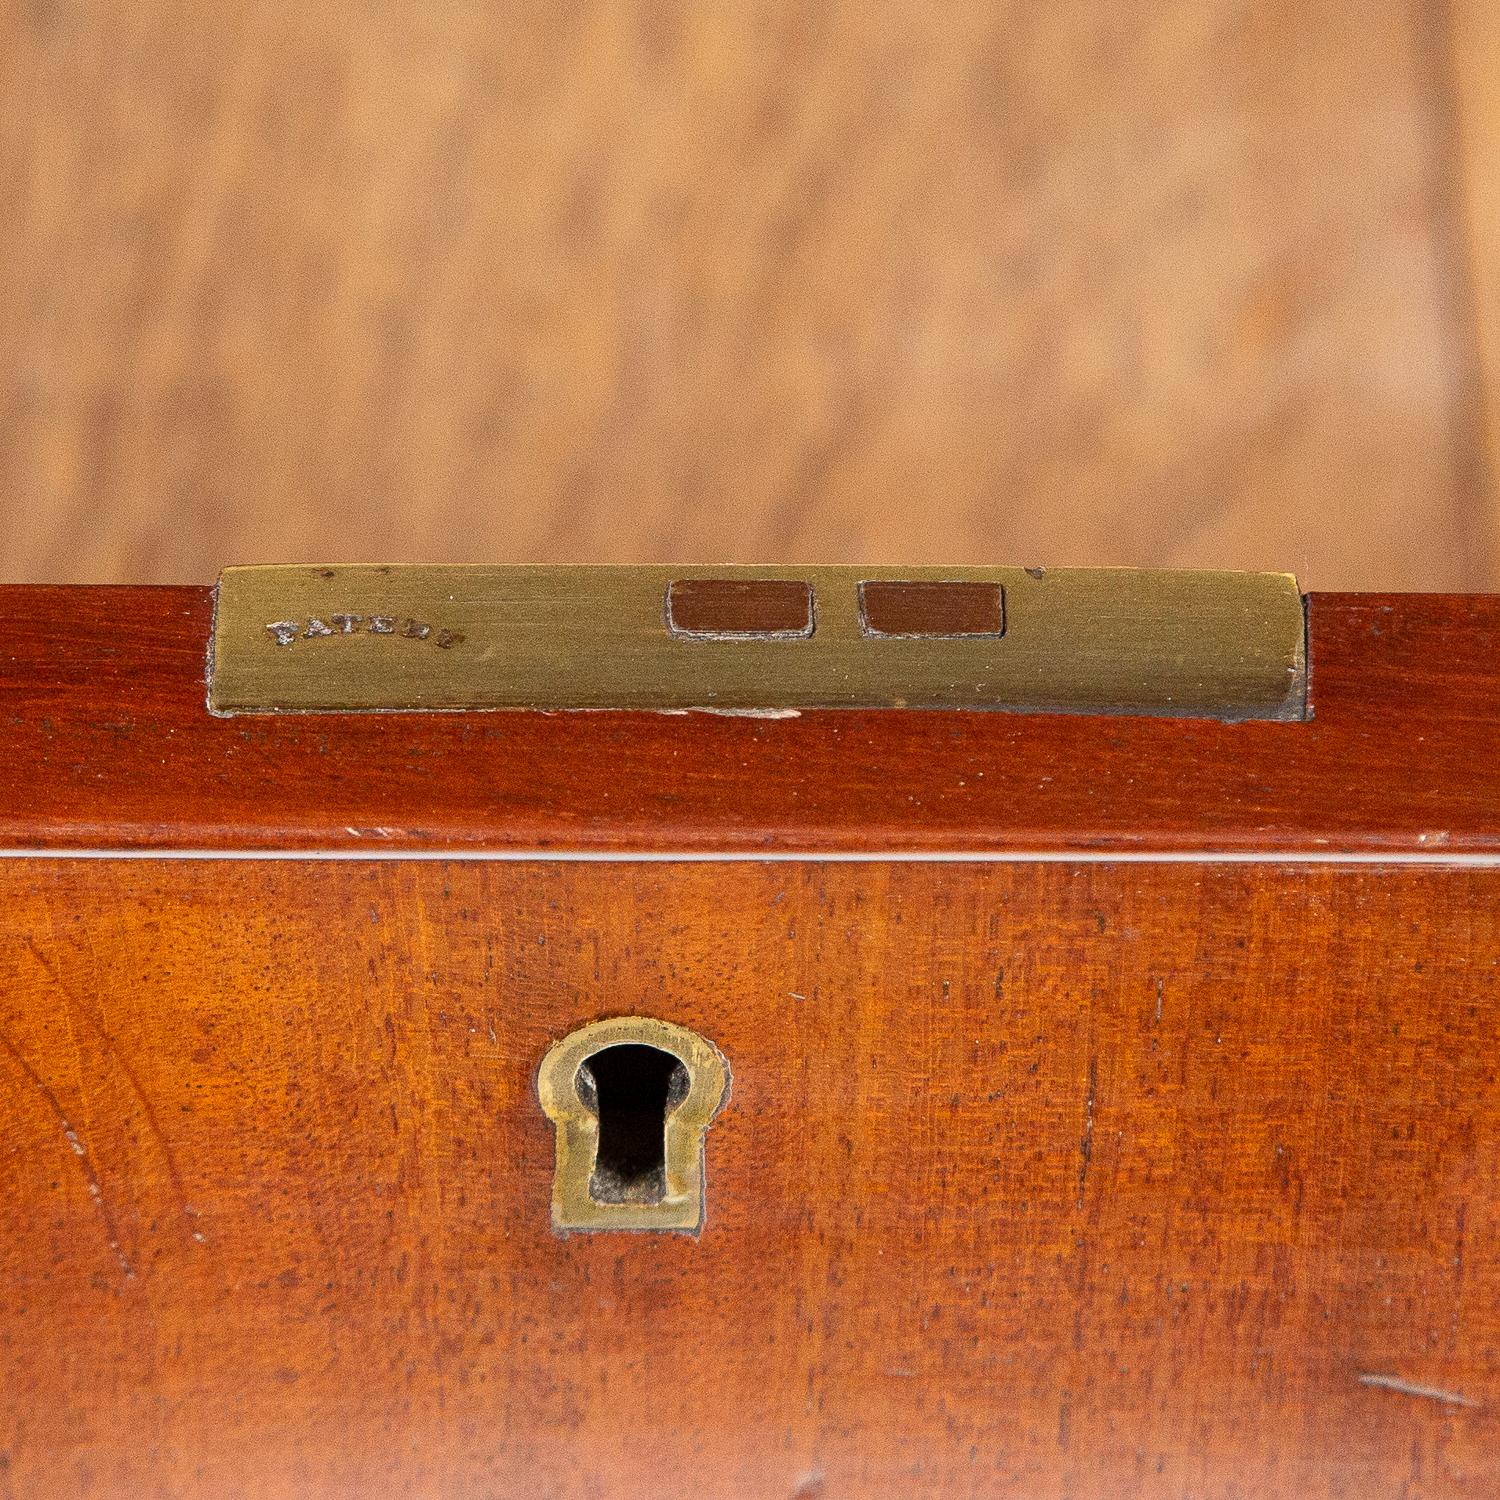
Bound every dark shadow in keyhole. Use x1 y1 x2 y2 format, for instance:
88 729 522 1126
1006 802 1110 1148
575 1044 691 1205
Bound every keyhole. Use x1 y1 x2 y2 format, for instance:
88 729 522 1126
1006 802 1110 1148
539 1017 729 1232
576 1044 691 1206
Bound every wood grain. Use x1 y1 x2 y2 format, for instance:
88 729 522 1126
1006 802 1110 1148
1448 0 1500 581
2 587 1499 853
0 2 1492 589
2 857 1496 1498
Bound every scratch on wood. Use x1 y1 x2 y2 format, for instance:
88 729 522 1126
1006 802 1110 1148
1358 1373 1481 1408
1077 1056 1097 1209
1154 976 1164 1022
24 935 199 1241
0 1023 134 1279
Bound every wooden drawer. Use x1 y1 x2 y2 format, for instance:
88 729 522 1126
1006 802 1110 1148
1 578 1497 1498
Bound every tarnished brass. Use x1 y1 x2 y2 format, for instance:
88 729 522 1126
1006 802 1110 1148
536 1017 730 1234
208 564 1307 720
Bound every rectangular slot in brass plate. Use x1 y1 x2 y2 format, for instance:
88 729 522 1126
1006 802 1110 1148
859 579 1005 638
666 578 815 639
208 564 1307 720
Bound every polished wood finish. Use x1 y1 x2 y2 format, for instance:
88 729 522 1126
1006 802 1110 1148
1 587 1497 852
4 584 1500 1497
1 3 1492 590
2 858 1496 1498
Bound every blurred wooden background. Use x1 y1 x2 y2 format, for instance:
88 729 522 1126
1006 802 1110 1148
2 1 1497 588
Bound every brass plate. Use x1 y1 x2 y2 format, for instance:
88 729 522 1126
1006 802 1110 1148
208 564 1307 720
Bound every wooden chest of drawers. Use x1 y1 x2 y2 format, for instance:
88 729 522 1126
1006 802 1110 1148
1 577 1496 1498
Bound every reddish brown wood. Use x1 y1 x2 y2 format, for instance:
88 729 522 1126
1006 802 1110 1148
858 578 1006 636
0 587 1498 852
3 593 1499 1496
665 577 815 637
1 859 1496 1498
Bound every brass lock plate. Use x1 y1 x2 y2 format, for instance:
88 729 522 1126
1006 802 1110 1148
208 564 1307 721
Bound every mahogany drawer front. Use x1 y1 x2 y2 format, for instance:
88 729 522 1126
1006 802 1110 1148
2 856 1495 1499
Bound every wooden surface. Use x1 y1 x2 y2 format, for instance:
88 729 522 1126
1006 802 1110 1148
1450 0 1500 540
2 857 1497 1498
1 2 1495 589
2 587 1498 853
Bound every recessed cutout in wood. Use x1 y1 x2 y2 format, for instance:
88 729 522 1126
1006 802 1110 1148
666 578 815 639
858 579 1005 638
537 1017 730 1233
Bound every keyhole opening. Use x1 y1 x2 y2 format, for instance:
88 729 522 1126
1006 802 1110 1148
576 1044 691 1206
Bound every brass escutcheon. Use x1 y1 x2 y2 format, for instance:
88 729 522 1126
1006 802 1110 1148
537 1017 730 1233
